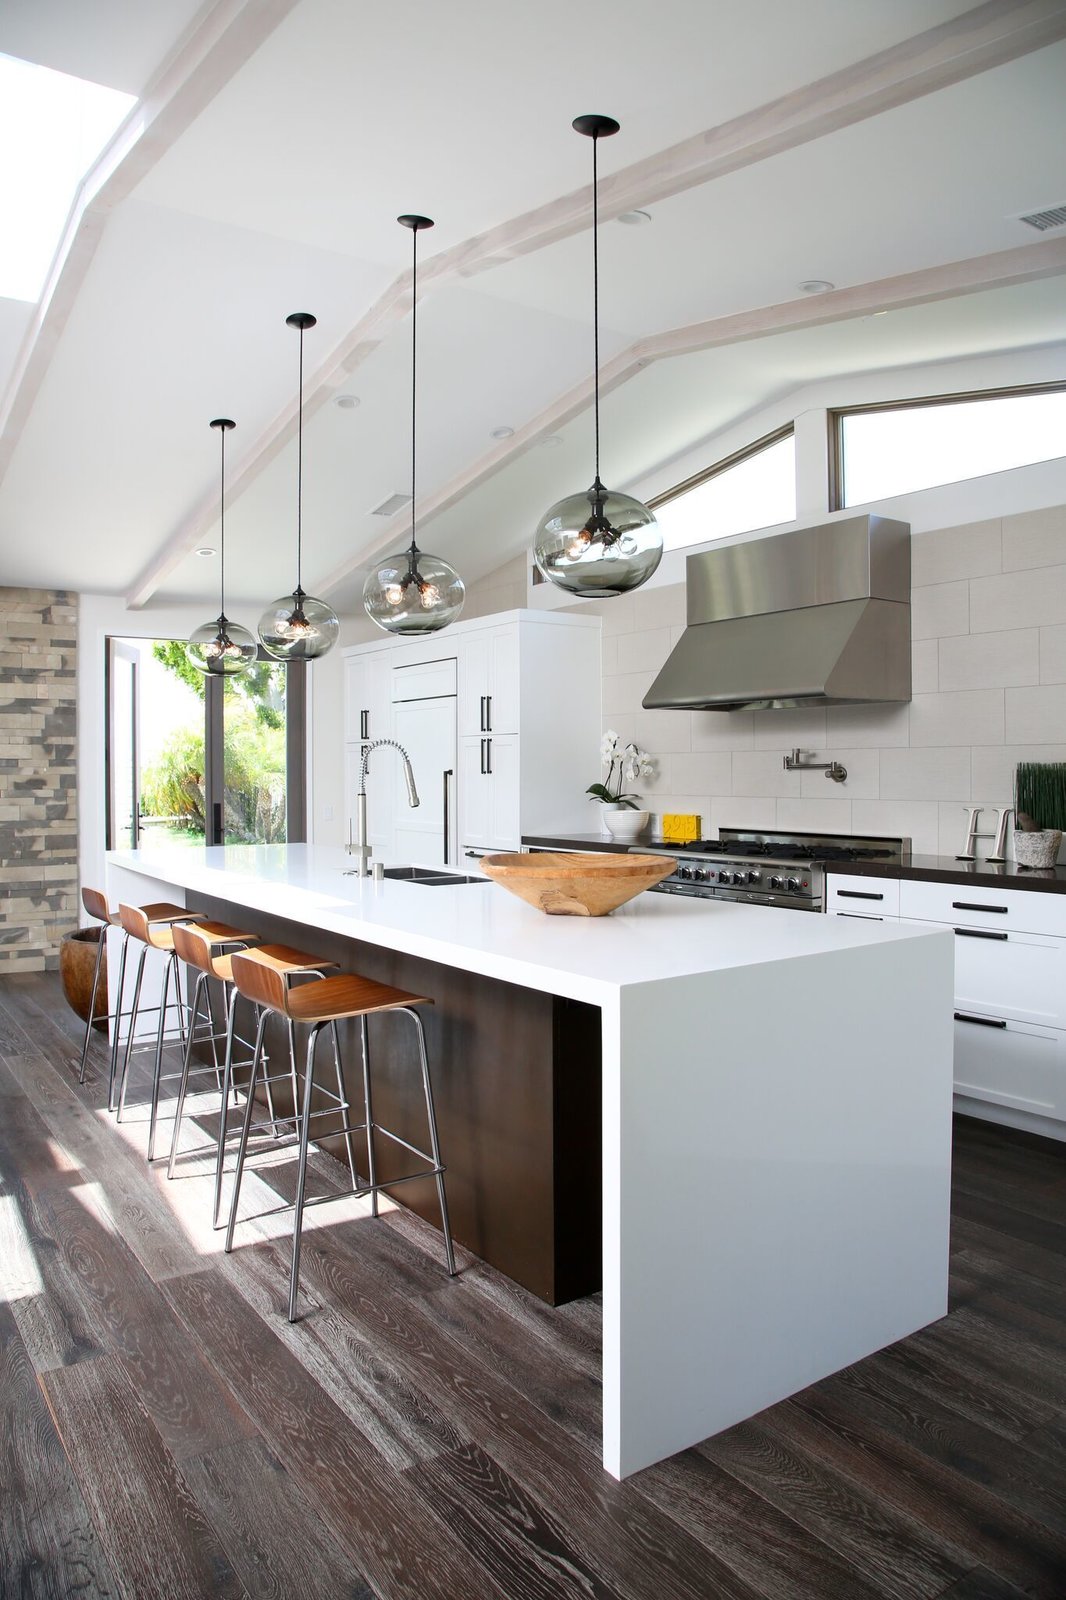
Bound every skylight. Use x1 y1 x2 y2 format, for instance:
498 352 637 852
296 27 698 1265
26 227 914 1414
0 53 136 303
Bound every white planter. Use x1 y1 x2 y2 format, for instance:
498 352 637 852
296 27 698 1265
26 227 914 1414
601 806 651 842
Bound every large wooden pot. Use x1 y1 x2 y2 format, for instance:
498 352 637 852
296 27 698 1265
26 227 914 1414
59 927 108 1024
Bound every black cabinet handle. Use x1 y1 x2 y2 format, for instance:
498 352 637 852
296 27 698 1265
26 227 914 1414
479 737 487 775
952 901 1007 913
442 769 453 865
485 737 492 775
465 848 488 859
837 889 883 901
485 694 492 732
954 1011 1007 1029
954 927 1009 941
480 695 488 732
360 708 369 740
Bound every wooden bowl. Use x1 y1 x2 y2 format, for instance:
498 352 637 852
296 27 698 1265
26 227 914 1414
480 851 674 917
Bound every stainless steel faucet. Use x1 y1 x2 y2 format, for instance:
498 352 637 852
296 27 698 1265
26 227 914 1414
349 739 419 876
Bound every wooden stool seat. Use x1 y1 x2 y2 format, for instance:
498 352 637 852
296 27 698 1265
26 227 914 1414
172 920 260 981
236 942 339 977
225 950 455 1319
119 902 206 950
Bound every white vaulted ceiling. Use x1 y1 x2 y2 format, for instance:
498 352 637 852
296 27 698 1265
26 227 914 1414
0 0 1064 610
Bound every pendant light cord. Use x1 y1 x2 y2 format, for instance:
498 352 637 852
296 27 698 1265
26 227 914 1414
219 422 226 620
591 128 601 485
296 321 304 592
410 225 418 559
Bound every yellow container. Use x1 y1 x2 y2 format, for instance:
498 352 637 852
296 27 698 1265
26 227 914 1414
661 813 701 843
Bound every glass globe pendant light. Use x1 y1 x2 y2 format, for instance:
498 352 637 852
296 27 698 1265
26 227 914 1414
258 312 340 660
363 214 465 634
533 115 662 598
187 419 257 676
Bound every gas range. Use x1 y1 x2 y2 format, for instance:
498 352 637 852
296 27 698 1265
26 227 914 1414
642 828 909 912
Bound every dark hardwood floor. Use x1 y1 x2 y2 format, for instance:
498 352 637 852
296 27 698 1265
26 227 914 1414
2 969 1065 1599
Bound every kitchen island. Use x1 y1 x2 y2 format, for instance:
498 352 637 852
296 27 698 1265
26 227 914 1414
107 842 954 1480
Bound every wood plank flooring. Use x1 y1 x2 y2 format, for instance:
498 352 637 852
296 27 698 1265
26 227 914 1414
2 970 1065 1599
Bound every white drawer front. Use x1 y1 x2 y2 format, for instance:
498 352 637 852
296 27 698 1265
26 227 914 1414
826 874 899 917
953 927 1066 1029
900 878 1066 937
953 1012 1066 1119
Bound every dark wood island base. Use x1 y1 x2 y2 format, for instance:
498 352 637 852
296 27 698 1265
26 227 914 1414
195 892 603 1305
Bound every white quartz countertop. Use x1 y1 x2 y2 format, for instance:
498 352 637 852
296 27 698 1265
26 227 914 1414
108 843 944 1006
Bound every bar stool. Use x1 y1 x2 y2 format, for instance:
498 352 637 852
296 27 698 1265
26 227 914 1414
224 951 456 1321
208 943 349 1229
114 902 207 1160
165 919 263 1180
76 887 123 1084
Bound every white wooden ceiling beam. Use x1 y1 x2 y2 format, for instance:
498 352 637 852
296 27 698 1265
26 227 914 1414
312 235 1066 600
0 0 298 488
127 0 1066 606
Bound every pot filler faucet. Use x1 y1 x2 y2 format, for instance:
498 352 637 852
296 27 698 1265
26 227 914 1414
348 739 419 877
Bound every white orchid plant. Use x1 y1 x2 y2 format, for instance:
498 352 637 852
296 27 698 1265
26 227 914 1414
587 730 655 810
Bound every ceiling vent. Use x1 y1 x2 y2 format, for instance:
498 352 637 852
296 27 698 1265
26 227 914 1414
1017 204 1066 233
371 492 412 516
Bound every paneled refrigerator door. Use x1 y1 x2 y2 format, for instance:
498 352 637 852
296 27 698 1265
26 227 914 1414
392 695 458 867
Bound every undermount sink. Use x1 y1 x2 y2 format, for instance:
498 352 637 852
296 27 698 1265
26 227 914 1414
381 865 484 886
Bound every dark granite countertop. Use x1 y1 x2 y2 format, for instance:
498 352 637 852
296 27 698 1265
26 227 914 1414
522 832 661 854
825 854 1066 894
524 836 1066 894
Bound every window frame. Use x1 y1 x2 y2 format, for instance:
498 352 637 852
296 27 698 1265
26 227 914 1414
648 423 795 522
828 380 1066 513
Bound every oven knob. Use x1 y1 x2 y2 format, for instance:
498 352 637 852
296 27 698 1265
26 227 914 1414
678 865 692 880
691 866 707 882
769 875 783 891
747 870 761 885
787 877 802 893
718 869 732 883
731 871 745 886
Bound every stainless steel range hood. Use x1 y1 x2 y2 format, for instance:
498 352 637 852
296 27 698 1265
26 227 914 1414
643 514 911 712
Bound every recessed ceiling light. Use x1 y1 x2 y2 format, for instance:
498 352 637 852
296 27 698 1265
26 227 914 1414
617 209 651 226
333 393 360 410
195 546 216 557
798 279 835 294
491 425 515 439
539 434 564 449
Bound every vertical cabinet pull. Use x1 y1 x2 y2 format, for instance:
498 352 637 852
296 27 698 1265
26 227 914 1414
479 695 487 732
480 737 487 775
485 737 492 775
485 694 492 732
360 708 369 740
442 769 453 865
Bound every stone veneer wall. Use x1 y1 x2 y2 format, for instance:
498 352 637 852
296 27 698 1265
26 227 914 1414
0 588 78 971
574 502 1066 859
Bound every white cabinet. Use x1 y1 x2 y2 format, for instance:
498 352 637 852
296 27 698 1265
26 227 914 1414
459 734 519 855
828 868 1066 1133
344 610 600 866
459 624 519 736
343 647 395 855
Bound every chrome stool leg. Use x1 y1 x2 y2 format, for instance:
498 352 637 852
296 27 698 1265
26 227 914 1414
166 970 208 1178
360 1016 378 1217
288 1023 325 1322
77 921 108 1084
147 951 181 1162
405 1006 457 1277
331 1021 359 1189
116 943 148 1123
107 931 131 1111
224 1009 273 1252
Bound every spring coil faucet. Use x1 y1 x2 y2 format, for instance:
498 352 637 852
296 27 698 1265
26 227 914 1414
348 739 419 876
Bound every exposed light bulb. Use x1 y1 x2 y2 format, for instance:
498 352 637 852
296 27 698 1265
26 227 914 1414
418 581 441 609
383 582 405 607
565 530 592 560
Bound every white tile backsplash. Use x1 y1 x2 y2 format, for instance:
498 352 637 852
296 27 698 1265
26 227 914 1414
912 581 969 640
909 690 1003 748
586 502 1066 839
910 518 1001 586
938 629 1038 692
1001 505 1066 572
1005 683 1066 745
970 565 1066 633
879 746 971 801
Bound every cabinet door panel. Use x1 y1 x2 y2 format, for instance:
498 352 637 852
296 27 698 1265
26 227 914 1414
953 928 1066 1029
953 1013 1066 1119
826 874 899 916
459 633 491 737
900 879 1066 937
488 627 519 733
